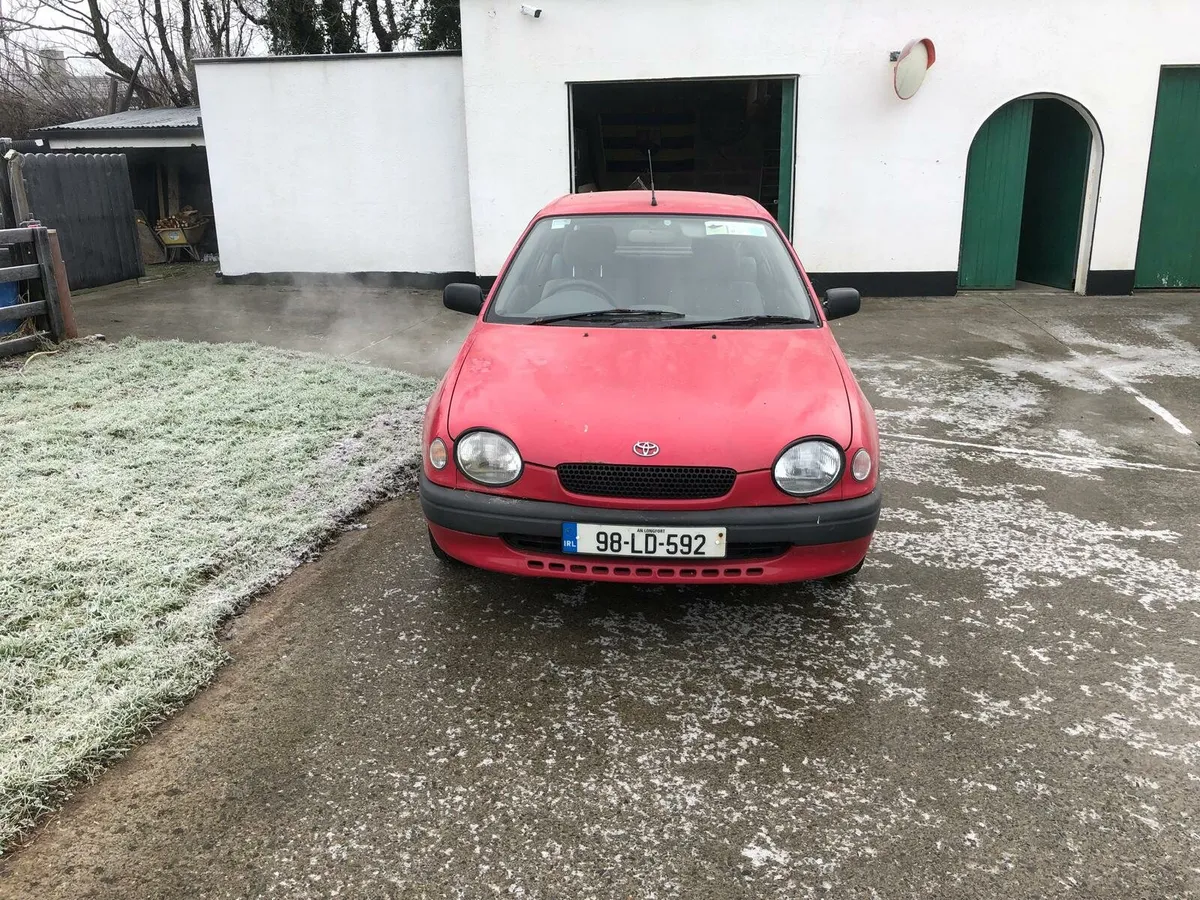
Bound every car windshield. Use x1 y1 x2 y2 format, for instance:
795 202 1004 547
485 214 817 327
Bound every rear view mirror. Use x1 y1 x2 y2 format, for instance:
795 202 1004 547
443 283 484 316
822 287 860 320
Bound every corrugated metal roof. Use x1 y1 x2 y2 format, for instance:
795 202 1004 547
37 107 202 133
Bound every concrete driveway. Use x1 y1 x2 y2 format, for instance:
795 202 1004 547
67 267 474 378
4 276 1199 898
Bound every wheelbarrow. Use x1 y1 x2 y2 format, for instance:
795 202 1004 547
155 220 210 262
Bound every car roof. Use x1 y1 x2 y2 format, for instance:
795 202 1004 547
536 190 771 219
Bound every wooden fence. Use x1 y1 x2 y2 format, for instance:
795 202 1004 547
13 153 144 289
0 227 67 359
2 146 145 289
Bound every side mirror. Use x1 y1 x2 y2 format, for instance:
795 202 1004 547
822 287 860 321
443 282 484 316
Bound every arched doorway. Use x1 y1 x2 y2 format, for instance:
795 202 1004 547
958 96 1101 293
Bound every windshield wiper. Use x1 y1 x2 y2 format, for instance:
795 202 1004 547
663 314 815 329
527 308 686 325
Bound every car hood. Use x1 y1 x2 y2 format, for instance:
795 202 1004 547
448 324 852 472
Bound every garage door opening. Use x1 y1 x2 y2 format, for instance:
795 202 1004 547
569 78 796 236
959 96 1100 293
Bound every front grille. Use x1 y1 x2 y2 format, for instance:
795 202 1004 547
557 463 736 500
501 534 789 561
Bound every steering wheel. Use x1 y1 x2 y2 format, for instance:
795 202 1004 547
542 279 616 305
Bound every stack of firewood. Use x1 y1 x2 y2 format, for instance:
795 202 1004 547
155 206 204 230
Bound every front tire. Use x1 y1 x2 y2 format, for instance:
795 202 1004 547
428 529 464 567
826 558 865 583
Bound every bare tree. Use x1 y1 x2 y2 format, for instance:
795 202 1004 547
0 46 108 138
234 0 362 55
1 0 261 109
361 0 456 52
0 0 459 131
237 0 455 55
361 0 410 52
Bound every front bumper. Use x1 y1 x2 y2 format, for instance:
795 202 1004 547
420 474 881 583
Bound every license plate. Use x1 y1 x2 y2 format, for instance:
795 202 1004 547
562 523 726 558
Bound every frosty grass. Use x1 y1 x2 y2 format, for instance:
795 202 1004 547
0 339 434 849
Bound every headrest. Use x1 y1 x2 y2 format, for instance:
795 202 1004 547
563 226 617 271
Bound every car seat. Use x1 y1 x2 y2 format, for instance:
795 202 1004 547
669 237 765 318
540 226 633 305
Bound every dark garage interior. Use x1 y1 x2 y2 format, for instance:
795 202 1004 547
570 78 794 234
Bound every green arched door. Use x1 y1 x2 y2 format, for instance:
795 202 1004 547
959 100 1033 289
959 99 1092 290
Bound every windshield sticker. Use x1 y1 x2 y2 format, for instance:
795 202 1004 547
550 218 571 229
705 220 768 237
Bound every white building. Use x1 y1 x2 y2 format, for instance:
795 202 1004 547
195 0 1200 296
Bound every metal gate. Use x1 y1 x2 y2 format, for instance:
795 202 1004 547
6 152 144 289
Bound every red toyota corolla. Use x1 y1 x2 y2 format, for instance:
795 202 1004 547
420 191 880 584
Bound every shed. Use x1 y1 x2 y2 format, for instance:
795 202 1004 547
32 108 213 251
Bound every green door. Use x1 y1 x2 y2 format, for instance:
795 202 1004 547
777 78 795 239
1017 100 1092 289
1135 68 1200 288
959 100 1034 289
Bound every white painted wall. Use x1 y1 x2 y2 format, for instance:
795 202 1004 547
196 53 473 276
460 0 1200 279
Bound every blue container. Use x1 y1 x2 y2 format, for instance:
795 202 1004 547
0 281 17 336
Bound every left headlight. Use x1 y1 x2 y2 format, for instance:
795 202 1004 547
773 439 843 497
455 430 523 486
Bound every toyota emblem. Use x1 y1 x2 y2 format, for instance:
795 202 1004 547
633 441 660 458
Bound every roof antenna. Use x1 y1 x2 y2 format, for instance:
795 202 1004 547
647 148 658 207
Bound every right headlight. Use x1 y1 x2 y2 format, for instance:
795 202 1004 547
773 439 843 497
455 430 523 486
